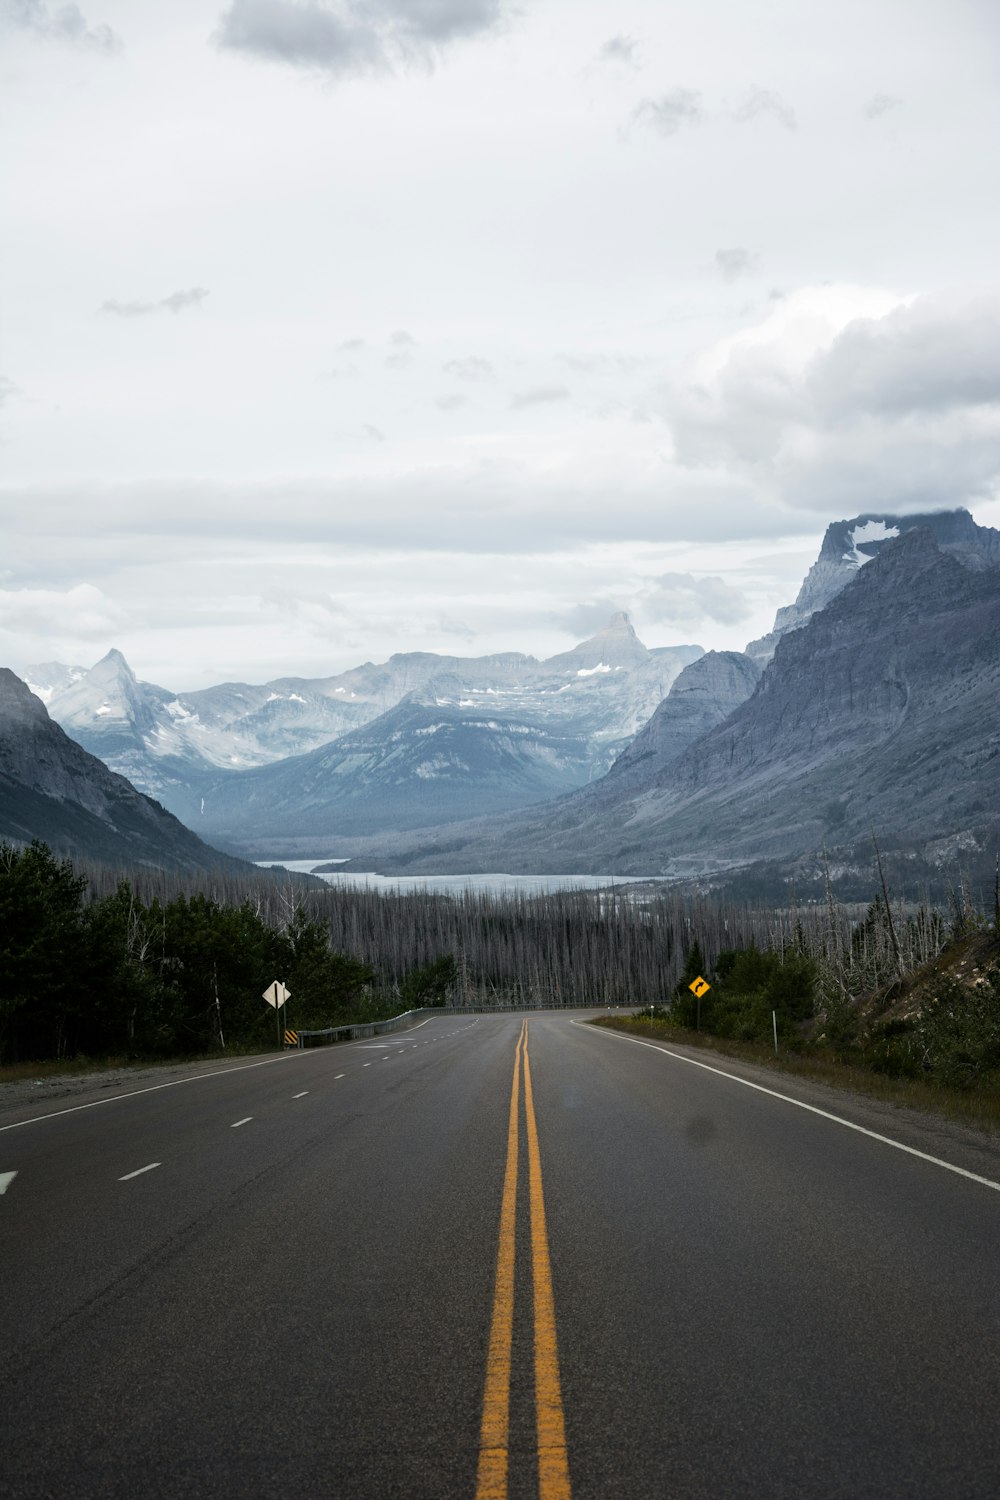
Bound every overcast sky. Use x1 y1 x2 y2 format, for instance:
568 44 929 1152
3 0 1000 688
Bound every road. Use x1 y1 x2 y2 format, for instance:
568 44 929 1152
2 1011 999 1499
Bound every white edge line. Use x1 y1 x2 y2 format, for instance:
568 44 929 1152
0 1053 302 1133
292 1091 309 1099
231 1117 252 1128
572 1021 1000 1195
119 1162 160 1181
0 1169 18 1194
334 1074 345 1079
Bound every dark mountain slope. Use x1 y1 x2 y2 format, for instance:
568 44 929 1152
0 670 255 874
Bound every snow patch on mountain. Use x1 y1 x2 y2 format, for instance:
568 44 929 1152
843 519 900 566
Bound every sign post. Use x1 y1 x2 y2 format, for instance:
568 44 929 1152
262 980 291 1049
689 976 711 1031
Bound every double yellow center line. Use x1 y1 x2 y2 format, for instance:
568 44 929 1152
476 1020 571 1500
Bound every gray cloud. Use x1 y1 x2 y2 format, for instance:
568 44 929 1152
160 287 210 313
435 393 466 409
339 337 366 351
643 572 751 627
0 376 22 408
509 384 570 409
556 600 628 637
2 0 121 51
714 247 758 282
100 287 209 318
731 86 796 130
633 88 703 137
389 328 416 346
669 292 1000 515
864 92 900 120
215 0 506 75
598 35 638 67
443 355 494 381
808 296 1000 419
362 423 385 442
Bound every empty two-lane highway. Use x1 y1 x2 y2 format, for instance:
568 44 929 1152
1 1013 999 1499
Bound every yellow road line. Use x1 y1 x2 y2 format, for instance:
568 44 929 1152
475 1020 526 1500
523 1025 572 1500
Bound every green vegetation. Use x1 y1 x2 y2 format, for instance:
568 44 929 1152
669 941 817 1044
600 891 1000 1127
0 842 376 1062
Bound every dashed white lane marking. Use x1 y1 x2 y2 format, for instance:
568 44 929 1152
335 1074 345 1080
231 1117 253 1128
0 1170 18 1194
119 1163 160 1181
576 1022 1000 1196
293 1092 309 1099
363 1063 372 1068
0 1052 302 1133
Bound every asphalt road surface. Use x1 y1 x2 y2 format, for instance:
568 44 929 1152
2 1011 999 1499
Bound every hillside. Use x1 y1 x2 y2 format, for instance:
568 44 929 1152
0 670 258 875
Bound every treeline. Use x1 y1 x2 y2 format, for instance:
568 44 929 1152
4 839 995 1080
0 842 387 1062
1 841 815 1063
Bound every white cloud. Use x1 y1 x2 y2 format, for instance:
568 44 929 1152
730 85 796 130
642 572 751 627
668 287 1000 514
598 34 638 68
0 583 128 652
714 247 758 282
864 93 899 120
509 384 570 409
443 355 494 381
100 288 209 318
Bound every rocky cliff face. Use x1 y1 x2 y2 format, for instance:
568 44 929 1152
0 669 251 873
606 651 762 792
745 507 1000 661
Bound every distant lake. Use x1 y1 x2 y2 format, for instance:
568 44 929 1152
257 860 655 898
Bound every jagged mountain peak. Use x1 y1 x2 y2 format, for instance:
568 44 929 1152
545 612 650 672
817 507 980 566
87 647 137 683
746 505 1000 662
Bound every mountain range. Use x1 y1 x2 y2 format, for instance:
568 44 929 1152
378 519 1000 879
29 616 702 839
7 505 999 889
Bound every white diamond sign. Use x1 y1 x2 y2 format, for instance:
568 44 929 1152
262 980 290 1009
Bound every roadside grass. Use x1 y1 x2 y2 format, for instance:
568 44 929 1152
0 1042 275 1085
593 1016 1000 1136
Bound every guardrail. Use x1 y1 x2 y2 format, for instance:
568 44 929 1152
294 1000 596 1047
295 1008 430 1047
